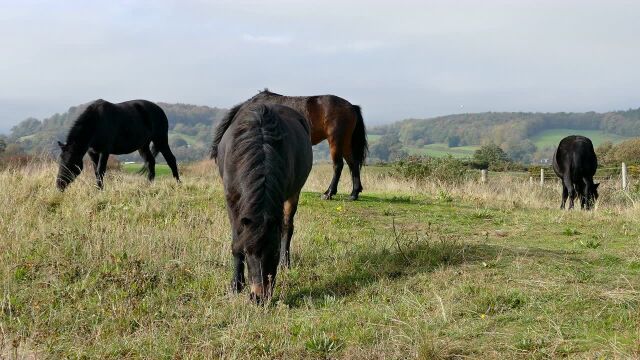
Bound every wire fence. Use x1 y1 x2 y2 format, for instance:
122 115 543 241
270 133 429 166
478 163 636 191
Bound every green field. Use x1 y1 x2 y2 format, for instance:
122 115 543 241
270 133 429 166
1 164 639 358
122 163 173 177
168 131 199 146
407 143 479 158
530 129 629 149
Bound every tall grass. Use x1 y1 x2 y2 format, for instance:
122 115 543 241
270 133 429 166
1 161 639 358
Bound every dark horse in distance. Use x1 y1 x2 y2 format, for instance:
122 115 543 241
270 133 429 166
552 135 599 210
56 99 180 191
216 104 312 302
211 89 367 200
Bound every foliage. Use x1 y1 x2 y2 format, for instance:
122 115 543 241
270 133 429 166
600 138 640 165
372 108 640 163
392 155 467 183
472 143 511 170
447 135 461 147
0 137 6 154
370 132 407 162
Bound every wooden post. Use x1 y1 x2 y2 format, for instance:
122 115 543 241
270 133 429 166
481 169 487 183
540 168 544 186
622 162 628 190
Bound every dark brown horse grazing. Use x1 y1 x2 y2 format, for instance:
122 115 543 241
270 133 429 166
216 104 312 303
211 89 368 200
56 99 180 191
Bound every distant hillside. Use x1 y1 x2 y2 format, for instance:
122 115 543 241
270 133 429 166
7 102 640 165
370 108 640 163
7 101 228 162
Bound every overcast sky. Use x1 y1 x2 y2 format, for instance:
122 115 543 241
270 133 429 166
1 0 639 133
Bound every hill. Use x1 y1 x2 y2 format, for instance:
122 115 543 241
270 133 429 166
370 108 640 163
6 103 640 165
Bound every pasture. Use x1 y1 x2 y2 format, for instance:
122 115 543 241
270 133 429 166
530 129 629 149
1 162 639 358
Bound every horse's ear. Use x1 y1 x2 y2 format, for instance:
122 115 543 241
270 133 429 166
57 141 67 150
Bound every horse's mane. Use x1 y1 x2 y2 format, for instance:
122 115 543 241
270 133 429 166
210 102 244 160
232 104 286 252
65 100 103 146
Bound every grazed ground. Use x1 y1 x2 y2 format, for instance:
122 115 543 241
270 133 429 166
1 162 639 359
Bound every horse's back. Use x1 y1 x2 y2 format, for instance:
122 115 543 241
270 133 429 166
553 135 597 179
218 104 312 196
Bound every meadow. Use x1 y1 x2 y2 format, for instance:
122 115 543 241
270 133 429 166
530 129 629 149
1 162 639 359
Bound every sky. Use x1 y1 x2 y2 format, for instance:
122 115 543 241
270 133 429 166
1 0 639 133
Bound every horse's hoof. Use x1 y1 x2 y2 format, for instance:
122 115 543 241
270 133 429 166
348 195 359 201
321 193 333 200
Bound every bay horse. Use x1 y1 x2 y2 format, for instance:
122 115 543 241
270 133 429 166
56 99 180 191
552 135 599 210
216 103 312 303
211 89 368 200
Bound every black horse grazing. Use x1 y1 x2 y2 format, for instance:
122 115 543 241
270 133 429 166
56 99 180 191
552 135 599 210
211 89 368 200
216 104 312 303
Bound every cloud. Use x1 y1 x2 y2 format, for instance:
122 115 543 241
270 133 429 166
242 34 292 45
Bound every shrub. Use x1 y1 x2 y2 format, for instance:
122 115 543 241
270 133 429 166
392 155 467 184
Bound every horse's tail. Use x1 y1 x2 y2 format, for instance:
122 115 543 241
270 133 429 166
232 104 286 236
350 105 369 169
151 143 160 158
138 143 160 175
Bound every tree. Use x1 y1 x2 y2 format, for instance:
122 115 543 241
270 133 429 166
170 137 189 148
504 139 536 164
473 143 510 169
0 138 6 154
447 135 461 147
370 132 407 162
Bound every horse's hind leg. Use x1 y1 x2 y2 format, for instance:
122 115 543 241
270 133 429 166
138 146 156 181
322 138 344 200
563 176 576 209
560 184 568 209
345 155 363 201
157 144 180 182
280 192 300 269
95 152 108 189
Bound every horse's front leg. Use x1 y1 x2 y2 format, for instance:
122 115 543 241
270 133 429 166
96 153 108 189
231 252 245 293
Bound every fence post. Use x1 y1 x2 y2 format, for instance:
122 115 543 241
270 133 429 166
622 162 628 191
529 176 533 185
540 168 544 186
481 169 487 183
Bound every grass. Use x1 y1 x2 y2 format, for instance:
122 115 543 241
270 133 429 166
1 162 639 358
122 163 173 177
530 128 629 149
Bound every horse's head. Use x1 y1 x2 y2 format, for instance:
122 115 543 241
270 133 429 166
238 215 282 304
583 182 599 210
56 141 83 191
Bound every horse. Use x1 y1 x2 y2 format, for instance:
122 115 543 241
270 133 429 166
56 99 180 191
211 89 368 200
216 103 312 303
552 135 599 210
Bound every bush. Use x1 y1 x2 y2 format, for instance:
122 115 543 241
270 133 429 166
392 155 467 184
